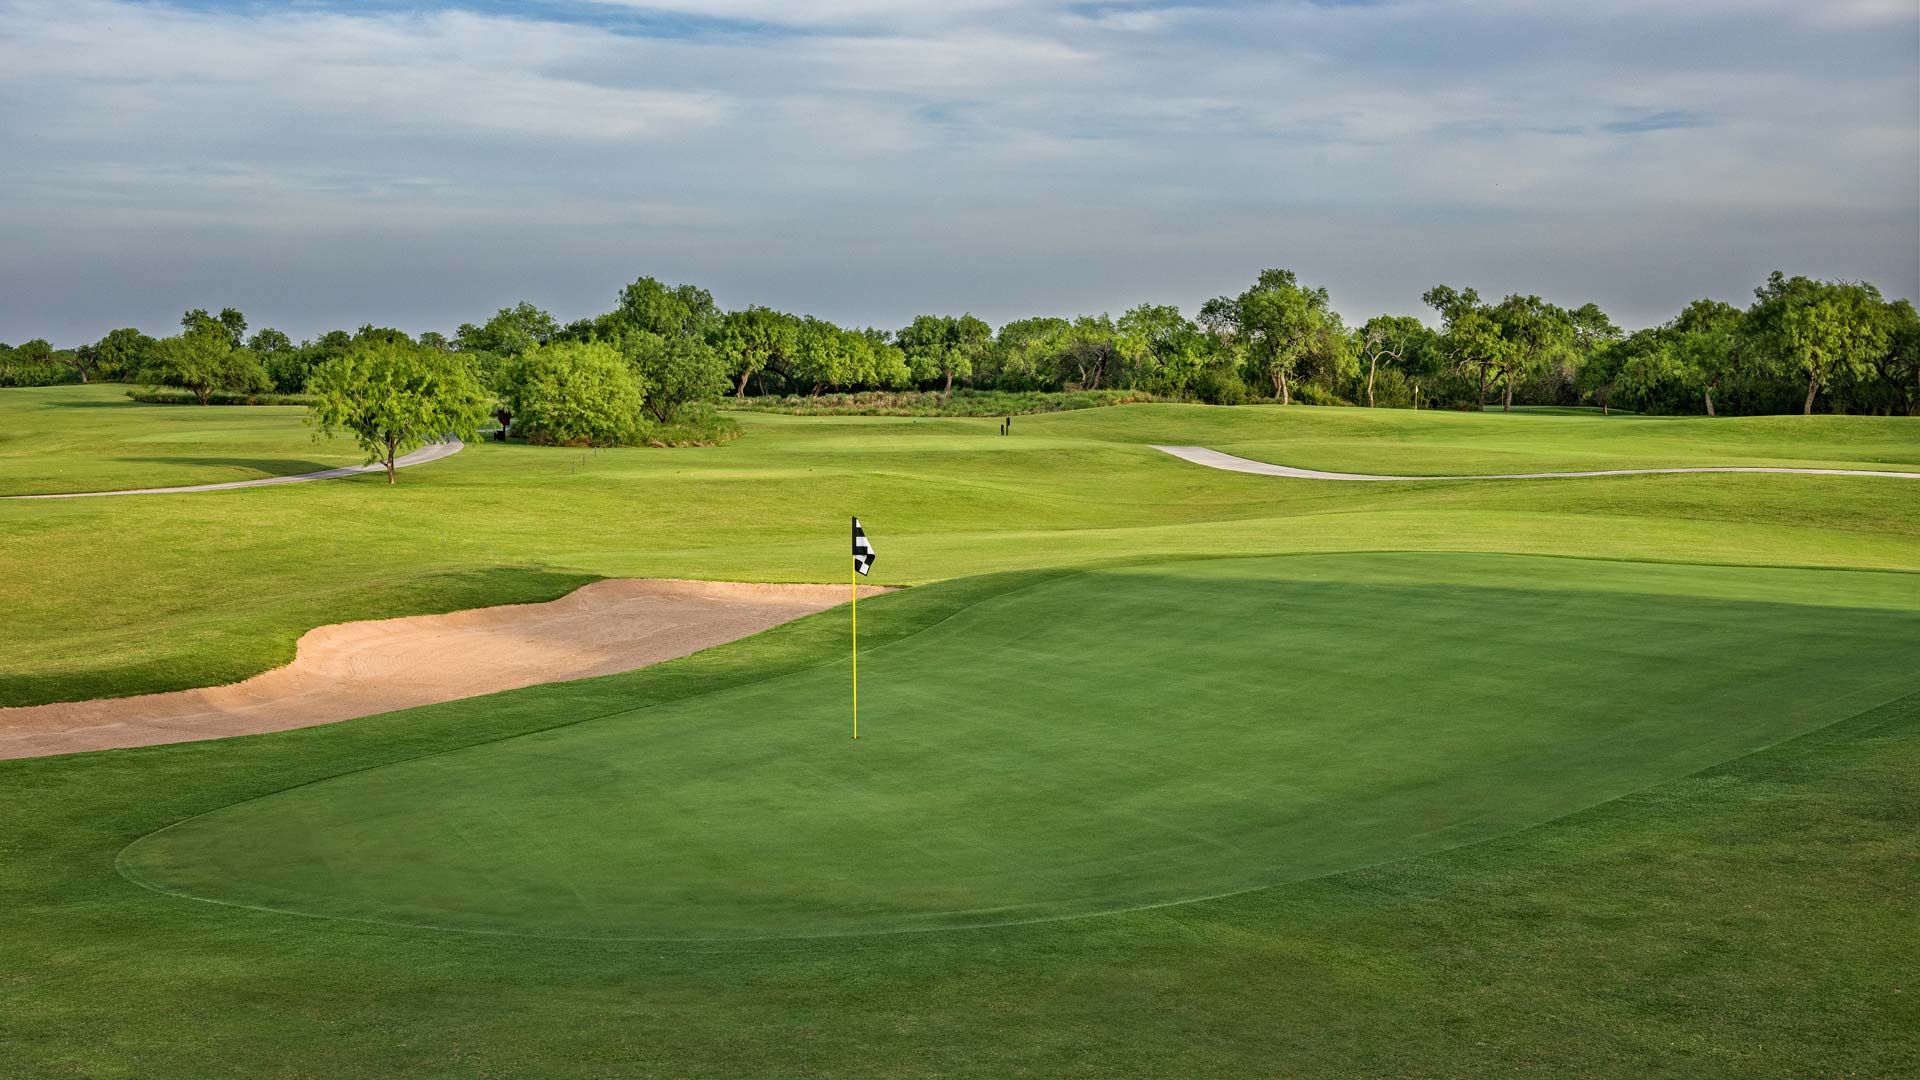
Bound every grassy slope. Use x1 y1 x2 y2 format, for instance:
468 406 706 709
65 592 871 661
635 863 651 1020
2 396 1917 706
0 384 362 495
118 554 1920 941
2 572 1914 1078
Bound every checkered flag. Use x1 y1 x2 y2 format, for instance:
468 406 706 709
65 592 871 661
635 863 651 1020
852 517 877 576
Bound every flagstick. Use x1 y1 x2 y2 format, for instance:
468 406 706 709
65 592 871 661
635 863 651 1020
851 554 859 740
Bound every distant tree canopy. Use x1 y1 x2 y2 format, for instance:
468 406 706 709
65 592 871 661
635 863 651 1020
18 268 1917 416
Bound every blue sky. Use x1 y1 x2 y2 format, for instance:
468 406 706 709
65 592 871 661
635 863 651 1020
1 0 1915 344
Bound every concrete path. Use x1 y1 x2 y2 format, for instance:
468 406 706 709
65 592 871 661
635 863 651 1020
1152 444 1920 481
3 438 464 499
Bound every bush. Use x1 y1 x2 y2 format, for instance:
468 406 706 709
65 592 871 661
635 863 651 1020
637 402 742 447
1287 381 1353 407
508 341 648 446
127 389 313 406
1192 367 1251 406
725 388 1166 417
0 360 77 388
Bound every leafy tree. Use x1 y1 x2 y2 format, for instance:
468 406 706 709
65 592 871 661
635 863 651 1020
611 277 720 341
1355 315 1426 408
897 314 992 392
455 302 558 357
1743 272 1892 415
1211 270 1337 404
1488 295 1571 412
180 308 247 349
247 328 294 356
1667 299 1742 416
716 307 797 397
84 328 157 382
616 331 729 422
1055 316 1122 390
306 339 490 483
983 317 1070 390
1881 300 1920 416
418 331 453 352
502 341 646 446
792 317 863 395
142 322 270 404
1432 301 1506 409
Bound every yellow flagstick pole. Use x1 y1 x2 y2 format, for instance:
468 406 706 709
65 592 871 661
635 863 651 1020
851 554 859 740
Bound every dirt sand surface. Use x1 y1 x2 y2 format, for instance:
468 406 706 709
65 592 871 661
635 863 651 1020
0 579 886 760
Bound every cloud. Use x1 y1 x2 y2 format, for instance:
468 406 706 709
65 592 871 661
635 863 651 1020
0 0 1913 344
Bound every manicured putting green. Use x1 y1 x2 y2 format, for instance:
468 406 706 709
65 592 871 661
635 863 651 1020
120 553 1920 939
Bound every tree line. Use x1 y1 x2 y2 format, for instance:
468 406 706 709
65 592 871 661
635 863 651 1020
4 269 1915 417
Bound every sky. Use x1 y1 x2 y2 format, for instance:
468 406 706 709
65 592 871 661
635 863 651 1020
1 0 1916 346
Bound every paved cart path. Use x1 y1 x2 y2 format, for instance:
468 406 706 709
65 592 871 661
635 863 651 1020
2 438 464 499
1152 444 1920 481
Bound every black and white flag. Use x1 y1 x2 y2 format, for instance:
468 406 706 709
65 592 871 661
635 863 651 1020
852 517 877 576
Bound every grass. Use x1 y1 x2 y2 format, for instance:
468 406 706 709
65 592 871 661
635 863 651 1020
2 384 1917 1077
2 567 1915 1077
119 553 1920 941
0 384 359 495
3 388 1917 706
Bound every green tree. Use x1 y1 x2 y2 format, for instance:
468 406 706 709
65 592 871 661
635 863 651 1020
502 341 646 446
612 277 720 340
1881 300 1920 416
1743 272 1893 415
1488 295 1571 412
897 314 992 392
1667 299 1742 416
1355 315 1427 408
1420 284 1505 405
455 302 558 357
616 331 728 422
1212 270 1336 404
715 307 797 397
142 322 271 404
792 317 863 395
307 340 491 483
84 328 157 382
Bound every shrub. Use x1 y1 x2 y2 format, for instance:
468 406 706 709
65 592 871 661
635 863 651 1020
507 341 647 446
724 388 1166 417
128 389 313 406
637 402 742 447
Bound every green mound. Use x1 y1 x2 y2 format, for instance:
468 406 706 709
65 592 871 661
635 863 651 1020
119 553 1920 939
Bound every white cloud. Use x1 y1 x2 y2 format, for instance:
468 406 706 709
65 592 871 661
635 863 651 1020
0 0 1913 343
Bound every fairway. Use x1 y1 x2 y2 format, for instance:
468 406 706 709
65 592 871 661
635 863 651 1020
120 553 1920 940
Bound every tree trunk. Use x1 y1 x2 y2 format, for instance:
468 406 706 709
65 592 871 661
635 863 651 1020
384 434 398 484
1275 369 1290 405
1704 384 1716 417
1366 358 1378 408
196 386 210 405
736 370 750 398
77 370 89 384
1476 365 1489 408
1803 371 1818 415
1501 368 1514 412
944 369 953 393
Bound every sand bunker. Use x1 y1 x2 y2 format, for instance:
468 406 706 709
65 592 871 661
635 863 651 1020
0 579 886 760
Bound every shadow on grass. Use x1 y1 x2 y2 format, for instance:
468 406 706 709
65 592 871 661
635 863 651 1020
0 565 604 708
116 455 351 477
